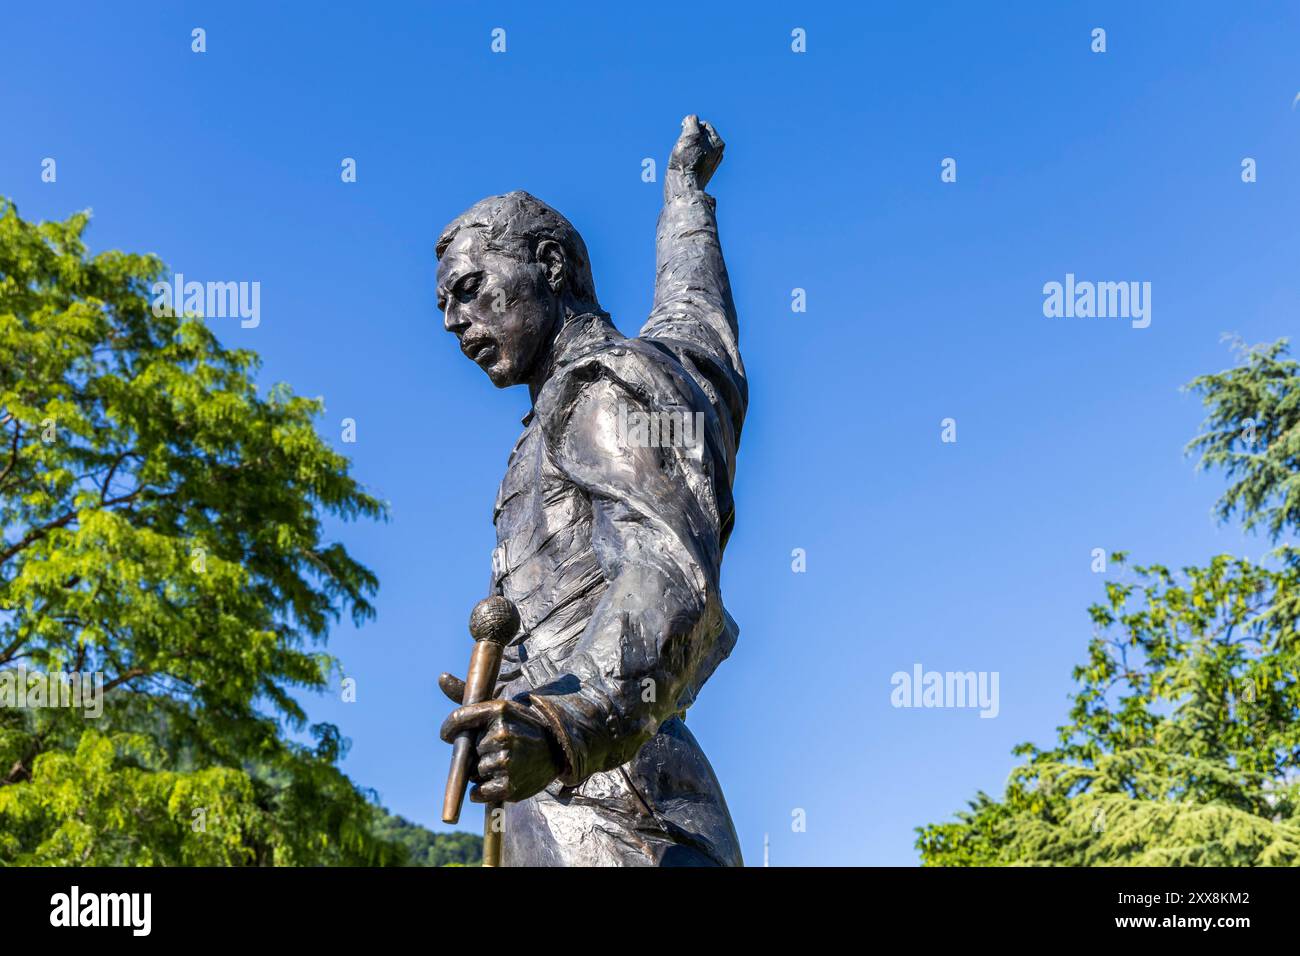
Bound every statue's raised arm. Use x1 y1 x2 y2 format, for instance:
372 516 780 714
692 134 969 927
641 116 747 439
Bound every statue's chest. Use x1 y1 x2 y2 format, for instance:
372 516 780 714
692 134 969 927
490 420 605 671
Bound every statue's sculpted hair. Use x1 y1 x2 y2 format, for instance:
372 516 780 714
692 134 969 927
436 191 599 305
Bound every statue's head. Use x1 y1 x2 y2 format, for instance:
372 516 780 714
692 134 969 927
435 191 599 388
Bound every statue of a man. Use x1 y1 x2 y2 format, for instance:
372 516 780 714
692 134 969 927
436 117 746 866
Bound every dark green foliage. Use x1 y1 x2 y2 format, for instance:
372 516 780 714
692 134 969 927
1186 337 1299 542
370 812 483 867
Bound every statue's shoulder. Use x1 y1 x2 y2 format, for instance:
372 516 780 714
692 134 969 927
533 337 696 447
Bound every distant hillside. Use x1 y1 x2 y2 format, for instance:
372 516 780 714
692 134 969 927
371 811 482 867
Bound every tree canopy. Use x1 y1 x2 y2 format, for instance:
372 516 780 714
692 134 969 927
917 338 1300 866
0 198 409 864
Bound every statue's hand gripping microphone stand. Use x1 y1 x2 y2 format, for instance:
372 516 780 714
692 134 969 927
441 595 519 867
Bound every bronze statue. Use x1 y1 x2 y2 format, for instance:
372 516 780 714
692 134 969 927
436 116 746 866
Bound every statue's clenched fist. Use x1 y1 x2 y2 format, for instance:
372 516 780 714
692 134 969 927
666 114 725 199
438 673 563 804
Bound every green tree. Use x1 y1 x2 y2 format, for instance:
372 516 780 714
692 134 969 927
369 811 483 867
0 199 399 865
1185 337 1299 540
916 339 1300 866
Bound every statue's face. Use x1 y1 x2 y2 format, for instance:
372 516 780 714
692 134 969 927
436 230 558 388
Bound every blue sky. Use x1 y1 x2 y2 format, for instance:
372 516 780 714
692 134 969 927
3 1 1297 865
